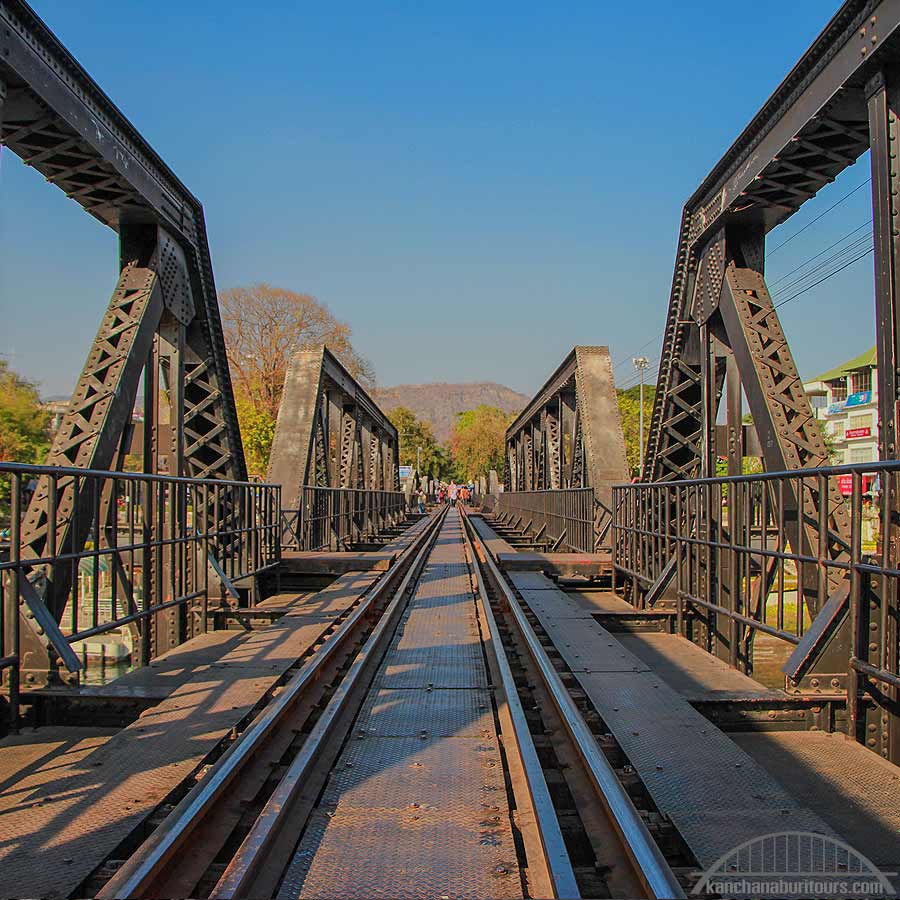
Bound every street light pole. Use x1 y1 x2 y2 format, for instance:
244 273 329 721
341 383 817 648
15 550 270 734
633 357 650 474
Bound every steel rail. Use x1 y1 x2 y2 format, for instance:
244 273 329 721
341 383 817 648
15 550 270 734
466 520 686 900
97 507 444 900
211 506 447 898
459 510 580 899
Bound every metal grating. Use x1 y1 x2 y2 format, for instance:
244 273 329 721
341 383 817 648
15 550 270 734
278 511 522 898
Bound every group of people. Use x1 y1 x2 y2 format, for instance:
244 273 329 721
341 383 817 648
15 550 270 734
416 480 475 514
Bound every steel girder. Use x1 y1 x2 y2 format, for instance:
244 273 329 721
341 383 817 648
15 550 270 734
267 347 399 510
504 347 627 509
641 1 900 760
1 2 247 685
645 1 899 482
0 2 244 483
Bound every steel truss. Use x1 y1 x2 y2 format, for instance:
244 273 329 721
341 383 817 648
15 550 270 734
505 346 627 510
0 2 246 685
638 0 900 762
267 347 400 513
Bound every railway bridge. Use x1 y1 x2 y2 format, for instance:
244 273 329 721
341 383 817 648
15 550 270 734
0 2 899 898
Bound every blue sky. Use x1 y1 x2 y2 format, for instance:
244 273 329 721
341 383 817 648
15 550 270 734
0 1 873 398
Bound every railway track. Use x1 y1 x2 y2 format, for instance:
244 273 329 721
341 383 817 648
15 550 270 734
92 507 691 899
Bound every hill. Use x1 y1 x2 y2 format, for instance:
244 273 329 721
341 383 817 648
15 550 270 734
373 382 528 442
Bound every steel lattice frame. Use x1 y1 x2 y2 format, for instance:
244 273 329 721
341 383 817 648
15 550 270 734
0 1 246 682
267 346 399 511
505 346 627 509
640 0 900 760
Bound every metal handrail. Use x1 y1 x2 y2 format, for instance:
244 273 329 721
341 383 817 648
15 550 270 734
1 461 281 725
280 486 408 551
495 488 596 553
612 459 900 700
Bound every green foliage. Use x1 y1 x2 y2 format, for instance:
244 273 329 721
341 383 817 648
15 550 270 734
389 407 450 479
0 360 51 516
449 405 512 480
616 384 655 476
236 397 277 479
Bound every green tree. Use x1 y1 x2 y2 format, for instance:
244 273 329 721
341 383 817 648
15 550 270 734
617 385 655 476
0 360 51 515
450 405 512 480
235 396 277 479
220 283 374 474
388 407 448 478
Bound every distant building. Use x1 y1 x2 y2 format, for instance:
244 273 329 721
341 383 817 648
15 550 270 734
42 399 70 435
803 347 879 465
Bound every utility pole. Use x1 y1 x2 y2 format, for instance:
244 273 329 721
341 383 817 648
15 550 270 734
633 357 650 474
417 445 422 474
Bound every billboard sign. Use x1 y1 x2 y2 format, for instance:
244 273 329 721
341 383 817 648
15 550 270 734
398 465 413 480
846 427 872 439
846 390 872 407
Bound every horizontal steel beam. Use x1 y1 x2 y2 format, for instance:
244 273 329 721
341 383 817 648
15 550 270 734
687 0 900 248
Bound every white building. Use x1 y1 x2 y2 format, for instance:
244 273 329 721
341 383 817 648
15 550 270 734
803 347 879 465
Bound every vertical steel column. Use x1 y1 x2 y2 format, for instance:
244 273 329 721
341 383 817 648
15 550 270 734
867 69 900 763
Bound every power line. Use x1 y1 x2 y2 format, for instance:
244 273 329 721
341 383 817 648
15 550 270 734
772 247 873 310
767 221 871 289
613 181 872 385
769 233 872 297
765 178 871 258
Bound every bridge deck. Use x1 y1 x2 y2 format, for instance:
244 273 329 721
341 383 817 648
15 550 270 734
277 511 522 899
734 731 900 869
0 551 419 898
504 567 837 868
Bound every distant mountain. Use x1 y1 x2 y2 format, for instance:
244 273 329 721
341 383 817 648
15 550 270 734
373 382 528 442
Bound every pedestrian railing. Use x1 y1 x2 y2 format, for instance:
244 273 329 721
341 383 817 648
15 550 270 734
281 486 408 551
612 460 900 705
0 461 281 722
495 488 609 553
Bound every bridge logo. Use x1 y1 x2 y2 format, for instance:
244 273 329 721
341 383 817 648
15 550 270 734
692 830 896 898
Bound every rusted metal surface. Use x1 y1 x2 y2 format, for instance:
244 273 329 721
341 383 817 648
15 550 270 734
278 512 523 899
512 566 838 869
0 564 385 898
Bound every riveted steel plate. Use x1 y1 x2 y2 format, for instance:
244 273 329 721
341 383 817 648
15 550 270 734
356 688 495 737
520 577 838 869
379 658 489 689
572 668 838 867
319 735 506 811
283 572 378 620
508 572 562 590
515 586 596 620
280 512 521 898
279 807 521 900
537 617 647 673
734 731 900 867
0 591 338 898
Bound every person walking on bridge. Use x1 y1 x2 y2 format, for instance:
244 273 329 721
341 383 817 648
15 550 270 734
449 481 459 507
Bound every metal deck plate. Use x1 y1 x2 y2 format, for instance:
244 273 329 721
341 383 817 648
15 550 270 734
0 578 357 898
318 735 507 811
283 572 379 620
506 571 561 590
513 586 596 620
279 807 521 900
279 512 522 899
734 731 900 867
356 688 495 737
519 580 839 869
616 632 774 698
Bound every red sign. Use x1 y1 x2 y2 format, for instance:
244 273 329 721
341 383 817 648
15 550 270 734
845 427 871 439
836 474 875 496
